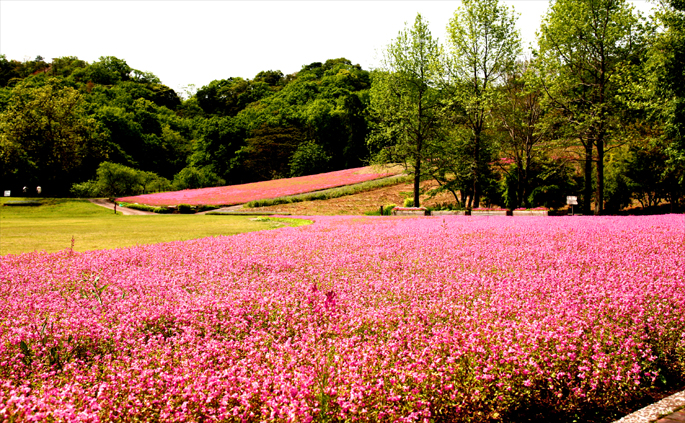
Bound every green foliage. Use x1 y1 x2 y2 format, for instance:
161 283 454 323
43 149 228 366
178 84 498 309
86 56 132 85
196 77 274 117
0 54 21 87
0 54 373 196
187 115 248 184
240 125 305 180
492 62 557 210
536 0 647 214
364 204 397 216
172 166 225 190
625 138 683 208
501 158 577 210
231 58 371 180
70 180 102 198
289 141 331 177
177 204 193 214
446 0 521 209
119 202 172 214
643 0 685 200
368 14 447 208
604 146 635 213
0 78 109 195
72 161 172 198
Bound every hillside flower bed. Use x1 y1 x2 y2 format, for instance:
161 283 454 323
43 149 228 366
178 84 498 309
116 167 401 207
1 216 684 422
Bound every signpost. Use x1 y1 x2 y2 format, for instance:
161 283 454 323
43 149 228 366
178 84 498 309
3 191 10 197
566 196 578 216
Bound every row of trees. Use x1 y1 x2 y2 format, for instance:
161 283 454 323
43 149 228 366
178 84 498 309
1 0 683 213
369 0 684 214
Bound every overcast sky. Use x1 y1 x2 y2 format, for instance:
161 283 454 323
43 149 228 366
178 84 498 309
1 1 655 96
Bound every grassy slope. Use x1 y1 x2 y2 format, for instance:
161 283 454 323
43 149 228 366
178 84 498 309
0 198 310 255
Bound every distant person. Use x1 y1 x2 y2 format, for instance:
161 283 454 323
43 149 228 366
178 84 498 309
22 186 27 194
36 186 42 195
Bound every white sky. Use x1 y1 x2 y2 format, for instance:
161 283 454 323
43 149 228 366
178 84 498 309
1 1 655 95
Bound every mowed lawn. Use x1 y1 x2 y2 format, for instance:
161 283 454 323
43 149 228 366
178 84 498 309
0 198 310 255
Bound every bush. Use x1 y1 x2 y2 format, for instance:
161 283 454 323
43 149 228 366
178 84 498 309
119 202 172 214
427 202 462 212
70 180 101 198
403 198 414 207
177 204 193 214
364 204 397 216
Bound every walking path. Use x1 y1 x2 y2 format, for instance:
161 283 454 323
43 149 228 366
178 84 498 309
615 390 685 423
89 199 156 215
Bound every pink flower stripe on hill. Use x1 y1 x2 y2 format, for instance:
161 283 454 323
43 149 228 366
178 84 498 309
116 166 400 206
1 216 684 422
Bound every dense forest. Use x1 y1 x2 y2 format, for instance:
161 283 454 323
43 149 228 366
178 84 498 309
0 55 370 197
1 0 683 214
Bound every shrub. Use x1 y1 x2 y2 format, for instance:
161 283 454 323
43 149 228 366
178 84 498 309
70 162 172 198
69 180 101 198
177 204 193 214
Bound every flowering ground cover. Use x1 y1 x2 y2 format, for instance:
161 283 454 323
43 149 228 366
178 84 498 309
116 166 401 207
1 215 684 422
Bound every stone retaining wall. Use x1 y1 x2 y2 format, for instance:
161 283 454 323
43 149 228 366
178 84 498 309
471 210 509 216
512 210 549 216
392 209 428 216
431 210 468 216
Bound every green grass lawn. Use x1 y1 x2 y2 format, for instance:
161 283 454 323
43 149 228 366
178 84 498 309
0 198 311 256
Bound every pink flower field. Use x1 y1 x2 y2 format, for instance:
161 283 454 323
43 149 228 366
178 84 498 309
1 215 684 422
116 167 400 207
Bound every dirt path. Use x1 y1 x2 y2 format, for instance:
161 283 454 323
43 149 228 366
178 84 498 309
196 204 245 215
89 199 156 215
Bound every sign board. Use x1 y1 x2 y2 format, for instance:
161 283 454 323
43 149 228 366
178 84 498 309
566 196 578 205
3 191 10 197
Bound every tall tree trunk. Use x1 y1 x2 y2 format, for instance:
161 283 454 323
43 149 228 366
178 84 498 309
414 157 421 208
595 137 604 215
460 190 468 208
583 140 593 215
472 132 480 209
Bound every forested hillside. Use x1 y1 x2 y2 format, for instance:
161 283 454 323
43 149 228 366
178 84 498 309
1 0 683 213
0 56 371 197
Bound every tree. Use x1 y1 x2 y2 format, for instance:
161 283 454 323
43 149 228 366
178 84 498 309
368 14 446 208
0 78 109 194
196 77 273 117
86 161 171 197
86 56 132 85
289 141 331 177
240 125 306 180
537 0 644 214
187 116 247 184
492 62 557 209
172 166 224 190
446 0 521 209
644 0 685 207
0 54 20 87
